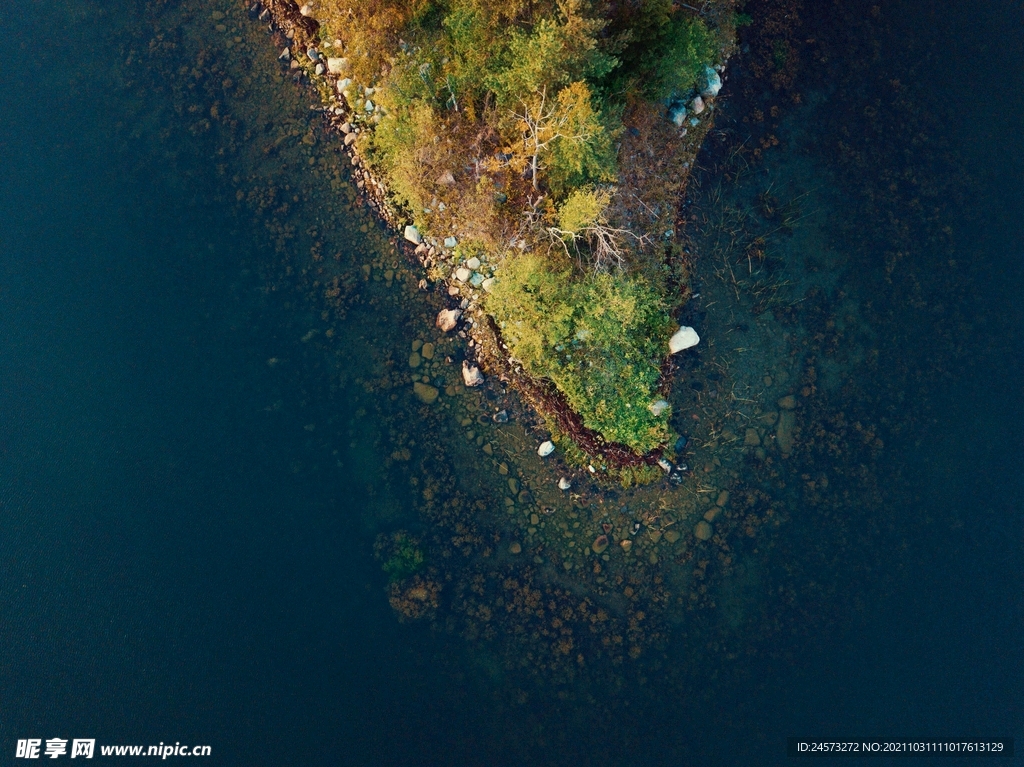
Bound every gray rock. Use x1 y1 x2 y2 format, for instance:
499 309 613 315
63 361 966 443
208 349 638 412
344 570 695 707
444 236 458 248
436 308 461 332
691 95 705 114
326 57 348 74
465 256 481 270
404 225 422 245
455 267 471 282
462 361 484 387
700 65 722 98
669 103 687 126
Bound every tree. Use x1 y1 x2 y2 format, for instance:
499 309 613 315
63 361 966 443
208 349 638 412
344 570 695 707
509 81 616 195
547 187 649 271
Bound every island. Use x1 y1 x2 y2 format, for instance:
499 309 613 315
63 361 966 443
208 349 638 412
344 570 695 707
261 0 739 483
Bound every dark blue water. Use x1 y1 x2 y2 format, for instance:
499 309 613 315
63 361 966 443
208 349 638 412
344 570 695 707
1 0 1021 764
0 2 509 764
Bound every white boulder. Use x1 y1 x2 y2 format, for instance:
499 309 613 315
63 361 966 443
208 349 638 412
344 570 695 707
326 57 348 74
455 267 471 282
669 325 700 354
538 440 555 457
404 225 422 245
558 477 572 491
649 399 670 416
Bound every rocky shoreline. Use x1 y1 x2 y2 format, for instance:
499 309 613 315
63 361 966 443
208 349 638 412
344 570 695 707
250 0 731 476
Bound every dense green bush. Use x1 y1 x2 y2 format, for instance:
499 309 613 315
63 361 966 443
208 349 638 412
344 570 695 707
487 254 673 452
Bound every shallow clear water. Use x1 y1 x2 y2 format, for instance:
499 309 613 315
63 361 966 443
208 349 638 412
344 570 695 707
1 0 1021 764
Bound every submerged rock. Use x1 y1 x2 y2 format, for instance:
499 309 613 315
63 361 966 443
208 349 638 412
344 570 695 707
462 361 484 387
776 409 796 454
694 520 713 541
558 477 571 491
669 325 700 353
436 308 461 332
492 410 508 423
537 440 555 457
592 535 609 554
413 382 439 404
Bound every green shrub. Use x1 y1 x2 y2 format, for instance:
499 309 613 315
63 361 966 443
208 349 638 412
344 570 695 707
487 254 673 452
648 15 718 99
557 187 611 236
